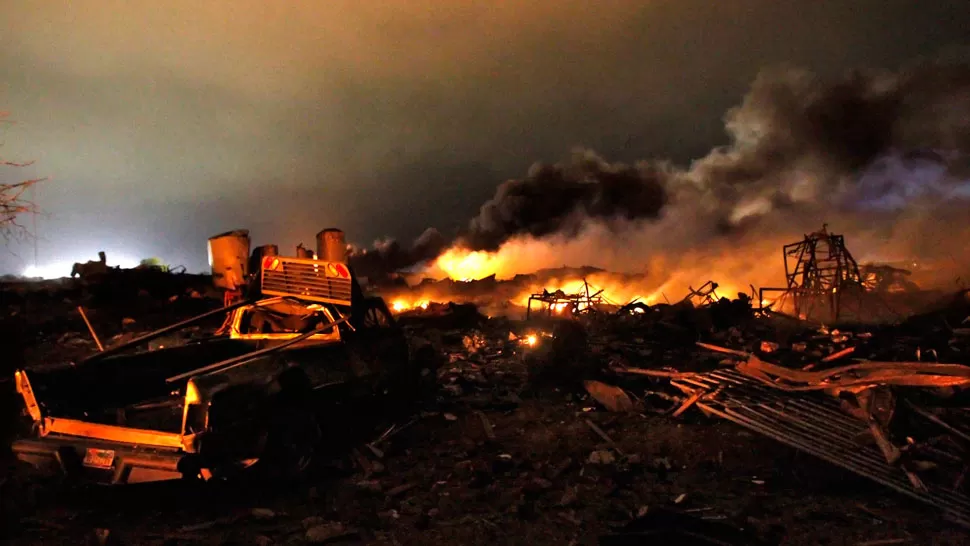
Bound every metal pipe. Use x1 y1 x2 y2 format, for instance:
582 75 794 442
80 298 255 364
724 404 893 474
675 375 875 449
751 404 872 454
904 399 970 444
77 306 104 352
710 405 909 485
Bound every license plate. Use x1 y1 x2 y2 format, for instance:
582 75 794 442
82 448 116 469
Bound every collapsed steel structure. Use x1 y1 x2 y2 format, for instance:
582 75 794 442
759 226 915 322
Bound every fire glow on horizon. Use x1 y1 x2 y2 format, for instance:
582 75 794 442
381 241 752 315
426 239 749 303
431 247 509 282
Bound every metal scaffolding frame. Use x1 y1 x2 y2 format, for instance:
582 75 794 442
759 226 877 322
526 279 605 319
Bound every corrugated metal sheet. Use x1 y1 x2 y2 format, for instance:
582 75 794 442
681 368 970 528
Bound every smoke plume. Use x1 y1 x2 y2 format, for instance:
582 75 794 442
463 152 671 251
370 60 970 289
349 227 448 279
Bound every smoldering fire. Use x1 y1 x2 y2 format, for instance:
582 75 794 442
350 61 970 301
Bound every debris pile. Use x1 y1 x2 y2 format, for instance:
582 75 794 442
565 288 970 527
4 227 970 544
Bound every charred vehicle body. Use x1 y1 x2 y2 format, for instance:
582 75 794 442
11 228 428 484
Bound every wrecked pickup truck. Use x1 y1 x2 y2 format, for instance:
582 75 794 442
11 229 430 484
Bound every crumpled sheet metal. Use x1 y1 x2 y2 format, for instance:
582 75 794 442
674 368 970 528
737 354 970 391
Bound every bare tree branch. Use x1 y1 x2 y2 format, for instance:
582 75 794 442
1 111 46 241
2 160 35 168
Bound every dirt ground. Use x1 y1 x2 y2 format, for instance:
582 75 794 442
1 280 968 545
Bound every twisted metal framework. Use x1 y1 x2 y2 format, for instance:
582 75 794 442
760 226 877 322
526 279 605 319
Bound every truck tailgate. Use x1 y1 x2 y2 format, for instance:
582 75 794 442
13 434 187 484
13 369 196 484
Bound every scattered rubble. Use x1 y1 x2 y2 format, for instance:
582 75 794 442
565 281 970 527
3 228 970 544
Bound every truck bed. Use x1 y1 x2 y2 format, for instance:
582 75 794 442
26 338 262 431
13 323 413 484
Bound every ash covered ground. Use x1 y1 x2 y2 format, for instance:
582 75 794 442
2 269 970 546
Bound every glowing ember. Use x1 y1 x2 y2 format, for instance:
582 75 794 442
390 299 431 313
524 334 538 347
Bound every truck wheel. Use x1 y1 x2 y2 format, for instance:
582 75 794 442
259 407 322 482
359 298 394 330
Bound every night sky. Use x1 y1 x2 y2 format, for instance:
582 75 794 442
1 1 969 276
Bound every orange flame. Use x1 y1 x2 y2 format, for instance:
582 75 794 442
424 233 776 308
390 298 431 313
431 247 507 281
425 250 750 310
510 274 735 308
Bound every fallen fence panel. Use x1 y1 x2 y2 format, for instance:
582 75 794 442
690 368 970 528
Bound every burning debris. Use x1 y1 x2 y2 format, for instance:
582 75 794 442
344 62 970 303
376 225 949 330
359 226 970 530
4 35 970 546
526 279 605 319
4 224 970 544
8 64 970 539
681 281 724 308
560 289 970 527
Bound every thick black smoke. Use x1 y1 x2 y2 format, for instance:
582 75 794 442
361 59 970 277
462 152 671 251
686 61 970 225
348 227 447 280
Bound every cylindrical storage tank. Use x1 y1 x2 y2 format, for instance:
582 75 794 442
316 228 347 263
249 244 279 276
208 229 251 290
